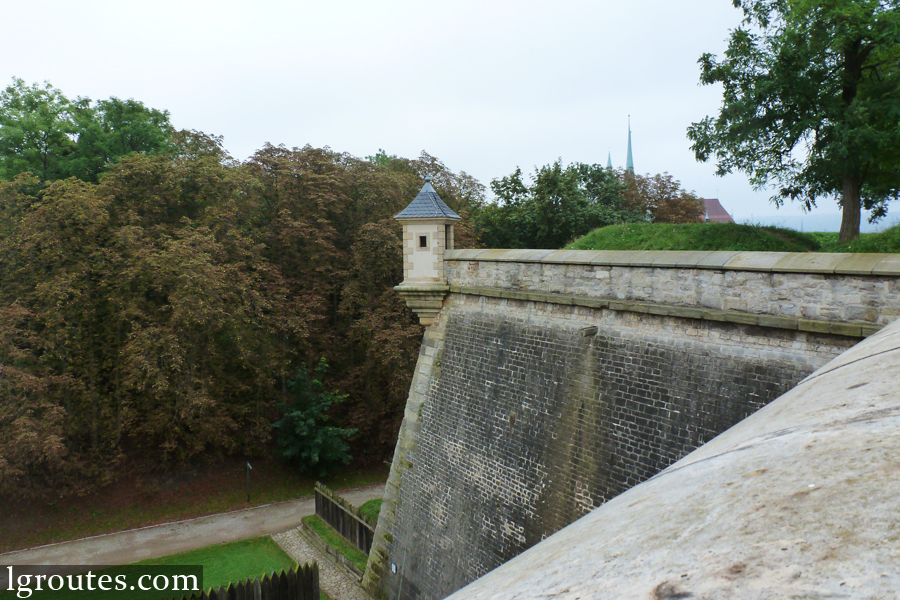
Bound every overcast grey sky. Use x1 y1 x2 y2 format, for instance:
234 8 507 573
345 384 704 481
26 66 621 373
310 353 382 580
1 0 887 230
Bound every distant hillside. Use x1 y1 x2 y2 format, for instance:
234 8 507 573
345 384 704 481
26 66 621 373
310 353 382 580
566 222 900 253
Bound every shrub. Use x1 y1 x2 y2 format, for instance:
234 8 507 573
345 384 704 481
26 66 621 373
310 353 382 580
272 359 356 478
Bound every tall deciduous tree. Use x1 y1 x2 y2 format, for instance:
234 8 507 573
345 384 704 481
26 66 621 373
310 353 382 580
688 0 900 241
0 129 479 498
0 78 81 182
70 97 173 182
619 170 706 224
0 78 173 184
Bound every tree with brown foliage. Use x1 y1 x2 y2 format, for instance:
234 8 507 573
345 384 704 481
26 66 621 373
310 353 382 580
618 170 706 224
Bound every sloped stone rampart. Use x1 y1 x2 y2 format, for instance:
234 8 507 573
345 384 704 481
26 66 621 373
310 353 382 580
363 250 900 600
444 309 900 600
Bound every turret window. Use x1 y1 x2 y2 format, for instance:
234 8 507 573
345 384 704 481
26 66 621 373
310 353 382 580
419 235 428 249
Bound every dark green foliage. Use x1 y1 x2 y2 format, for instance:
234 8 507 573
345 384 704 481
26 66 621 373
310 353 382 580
687 0 900 241
68 97 173 183
475 161 642 249
567 222 823 252
0 79 80 182
0 82 483 499
272 360 356 478
475 161 705 249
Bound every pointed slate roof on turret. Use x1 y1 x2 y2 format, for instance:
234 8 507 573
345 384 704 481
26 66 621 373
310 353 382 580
606 152 613 169
394 175 461 220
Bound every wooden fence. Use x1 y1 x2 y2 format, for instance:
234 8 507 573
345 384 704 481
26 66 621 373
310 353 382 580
315 482 375 554
173 564 319 600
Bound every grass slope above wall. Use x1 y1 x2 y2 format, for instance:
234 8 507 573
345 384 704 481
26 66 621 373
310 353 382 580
566 222 900 253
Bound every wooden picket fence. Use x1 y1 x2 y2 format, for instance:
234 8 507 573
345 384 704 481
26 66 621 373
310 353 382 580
315 482 375 554
172 563 318 600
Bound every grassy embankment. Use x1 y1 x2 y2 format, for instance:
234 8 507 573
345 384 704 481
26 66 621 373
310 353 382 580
566 222 900 253
0 458 389 554
301 515 369 572
359 498 382 523
300 497 382 574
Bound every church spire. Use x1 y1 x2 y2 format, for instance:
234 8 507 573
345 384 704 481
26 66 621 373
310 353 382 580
606 151 612 169
626 115 634 173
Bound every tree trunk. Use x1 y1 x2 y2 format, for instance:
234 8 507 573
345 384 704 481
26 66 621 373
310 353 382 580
839 173 862 243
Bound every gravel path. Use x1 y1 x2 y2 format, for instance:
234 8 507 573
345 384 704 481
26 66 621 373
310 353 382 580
0 484 384 566
272 528 373 600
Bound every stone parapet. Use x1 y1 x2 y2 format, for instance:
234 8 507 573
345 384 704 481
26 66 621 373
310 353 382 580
444 249 900 275
445 249 900 328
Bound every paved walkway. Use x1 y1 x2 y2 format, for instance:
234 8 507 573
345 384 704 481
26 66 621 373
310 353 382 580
272 528 372 600
0 484 384 566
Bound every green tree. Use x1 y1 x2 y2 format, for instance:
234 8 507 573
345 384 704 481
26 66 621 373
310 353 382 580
0 78 81 182
69 97 173 182
0 78 173 184
271 359 356 477
0 137 473 498
688 0 900 241
477 161 636 249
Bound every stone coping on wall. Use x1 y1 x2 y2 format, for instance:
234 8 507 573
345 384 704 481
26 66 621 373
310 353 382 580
444 249 900 276
448 285 881 338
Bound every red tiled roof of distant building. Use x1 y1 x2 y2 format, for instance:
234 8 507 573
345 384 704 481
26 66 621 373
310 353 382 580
702 198 735 223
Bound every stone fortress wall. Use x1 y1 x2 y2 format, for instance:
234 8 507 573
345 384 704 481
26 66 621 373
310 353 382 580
363 250 900 600
445 306 900 600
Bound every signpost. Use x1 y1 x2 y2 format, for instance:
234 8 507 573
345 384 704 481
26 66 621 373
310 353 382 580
246 462 252 503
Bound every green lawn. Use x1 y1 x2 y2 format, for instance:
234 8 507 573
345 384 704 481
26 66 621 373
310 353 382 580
136 536 298 590
810 225 900 253
566 222 900 253
302 515 369 572
0 537 317 600
358 498 382 523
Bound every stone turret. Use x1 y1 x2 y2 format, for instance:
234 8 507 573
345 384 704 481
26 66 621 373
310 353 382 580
394 175 461 325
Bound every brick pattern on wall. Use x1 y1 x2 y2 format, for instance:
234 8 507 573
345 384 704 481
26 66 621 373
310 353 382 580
370 294 853 600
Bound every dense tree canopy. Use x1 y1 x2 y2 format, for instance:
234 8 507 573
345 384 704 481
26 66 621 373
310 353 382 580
0 123 483 498
687 0 900 241
475 161 704 248
0 79 705 500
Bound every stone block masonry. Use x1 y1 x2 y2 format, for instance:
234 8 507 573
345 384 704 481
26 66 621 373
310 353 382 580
365 293 856 600
364 250 900 600
445 249 900 329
